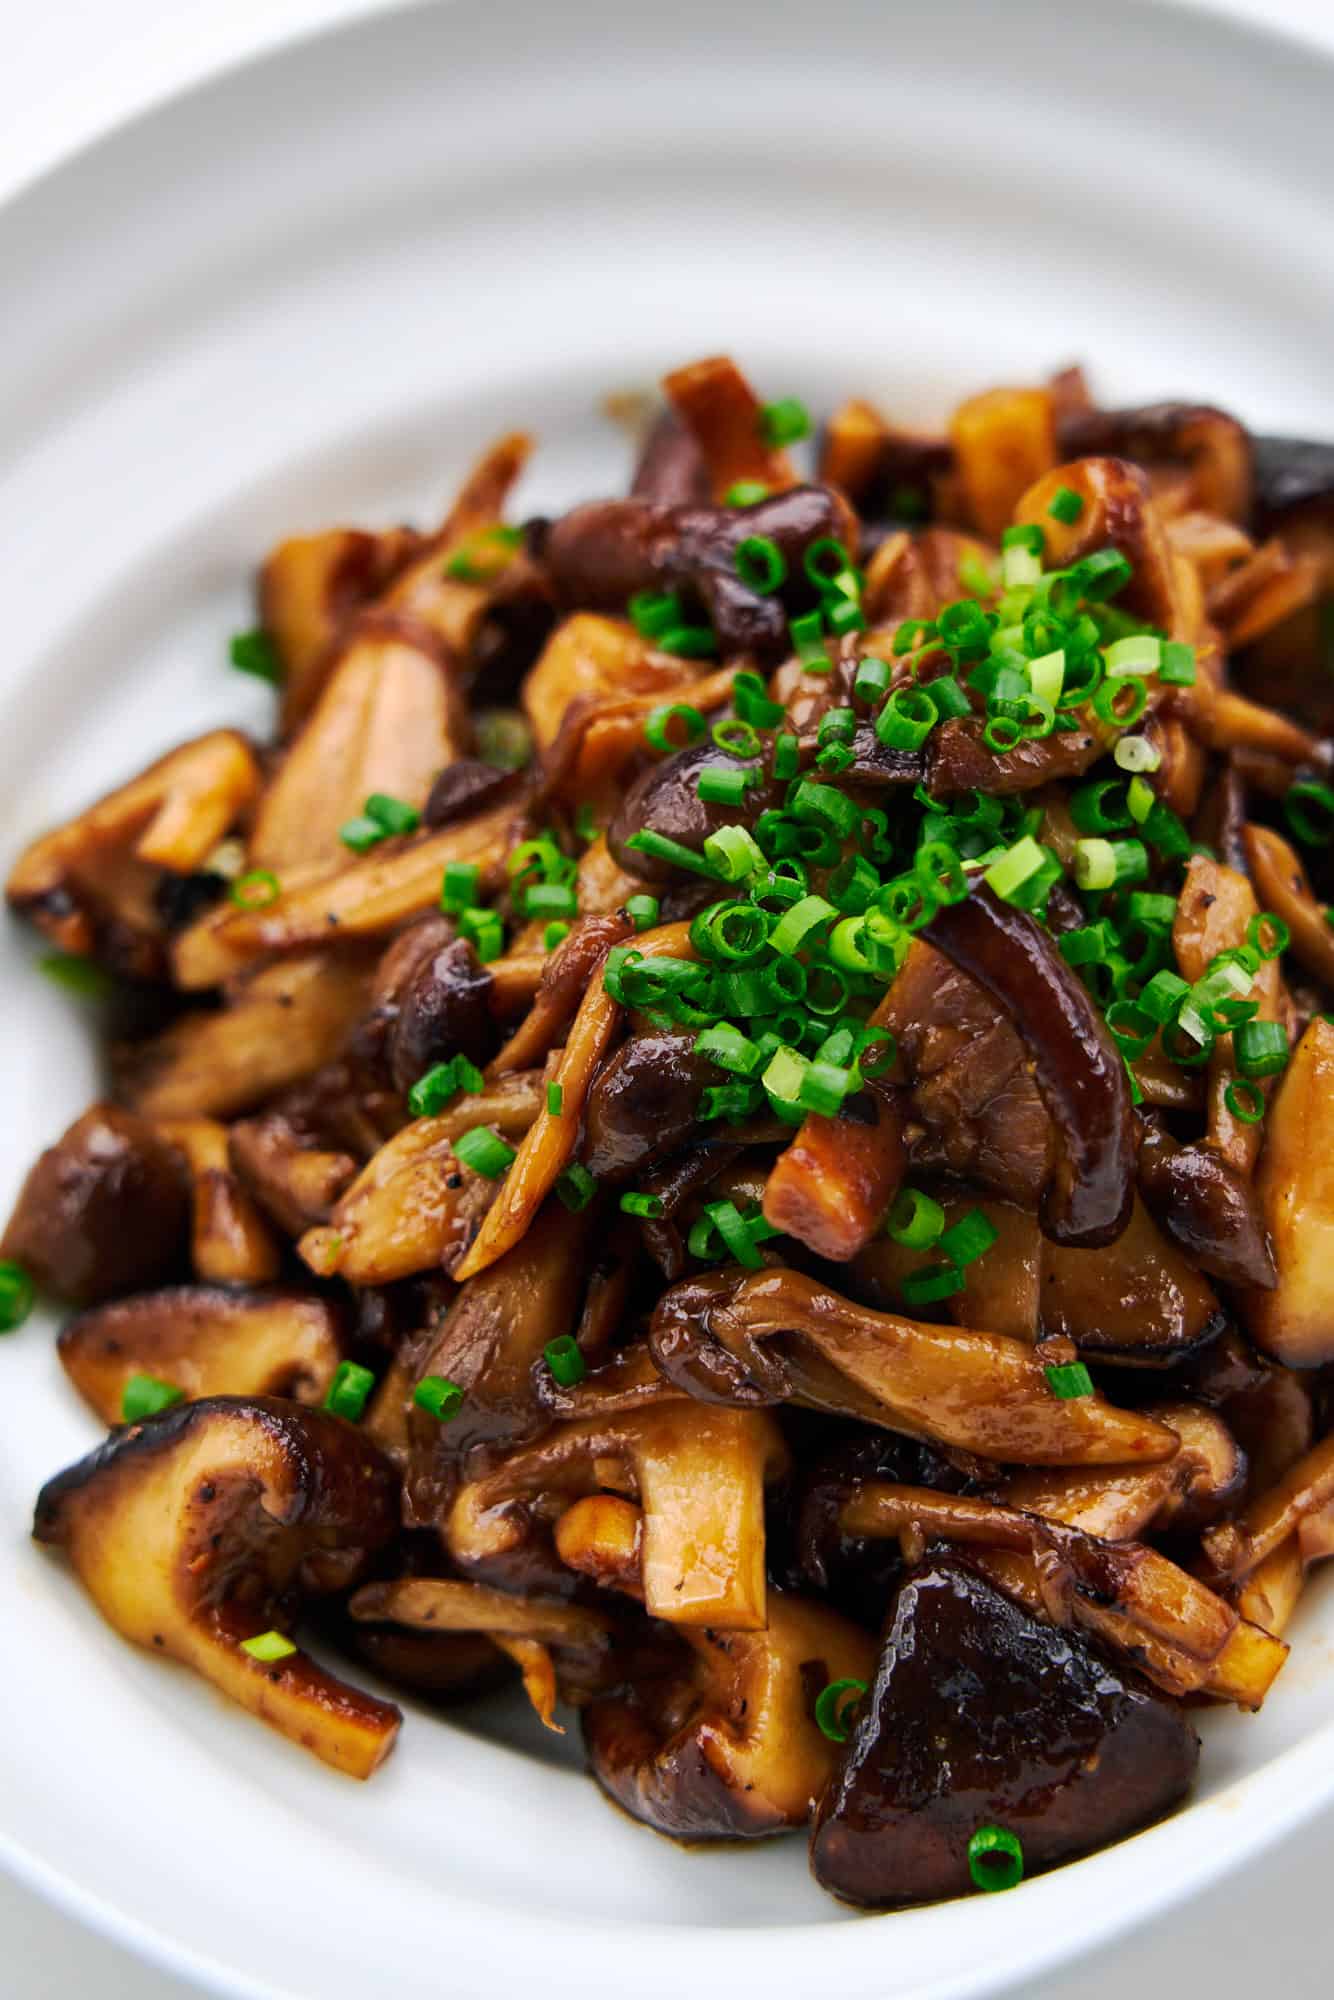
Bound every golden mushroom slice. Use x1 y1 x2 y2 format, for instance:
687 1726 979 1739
58 1285 344 1426
447 1403 789 1631
155 1117 281 1284
259 524 420 731
33 1397 402 1777
1246 1017 1334 1365
584 1591 874 1839
115 950 374 1120
7 730 262 978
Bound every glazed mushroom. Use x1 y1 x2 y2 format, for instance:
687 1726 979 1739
58 1285 343 1425
649 1267 1179 1465
1245 1016 1334 1364
33 1397 402 1777
155 1117 281 1283
810 1558 1199 1909
586 1591 874 1839
2 1104 190 1304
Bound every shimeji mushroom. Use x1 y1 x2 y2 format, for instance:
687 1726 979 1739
34 1397 402 1777
1246 1017 1334 1365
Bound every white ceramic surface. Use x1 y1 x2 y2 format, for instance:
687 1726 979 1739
3 2 1334 1995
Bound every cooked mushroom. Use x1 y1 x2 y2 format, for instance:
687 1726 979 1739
760 1079 908 1262
33 1397 401 1777
155 1117 281 1283
446 1403 788 1630
7 730 262 978
1245 1016 1334 1364
949 386 1058 539
1057 402 1252 522
259 524 419 731
661 355 798 501
649 1268 1178 1465
2 1104 190 1304
58 1285 343 1423
922 888 1135 1247
586 1591 874 1838
810 1558 1199 1908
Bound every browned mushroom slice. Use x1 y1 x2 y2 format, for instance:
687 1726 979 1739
1004 1400 1243 1541
1014 457 1184 633
353 915 499 1090
58 1285 343 1424
1199 1432 1334 1587
298 1070 545 1284
838 1484 1285 1706
522 613 705 752
948 386 1058 539
629 408 711 505
377 432 535 654
761 1080 908 1262
260 525 420 731
33 1397 402 1777
1057 402 1252 522
349 1578 615 1730
649 1268 1178 1466
810 1558 1198 1909
115 951 374 1119
849 1198 1042 1343
1245 1017 1334 1364
819 403 960 524
453 923 696 1280
490 913 633 1078
155 1118 281 1283
7 731 262 977
249 616 470 874
661 355 797 501
228 1108 358 1237
172 801 522 989
1244 821 1334 992
447 1404 788 1630
587 1591 874 1839
2 1104 190 1305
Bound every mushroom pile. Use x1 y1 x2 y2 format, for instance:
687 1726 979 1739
8 354 1334 1911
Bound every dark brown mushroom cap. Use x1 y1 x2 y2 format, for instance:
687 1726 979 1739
1251 435 1334 527
583 1031 715 1181
810 1557 1199 1909
541 484 857 660
2 1103 190 1304
422 758 523 829
1136 1131 1276 1291
606 738 777 883
922 887 1135 1248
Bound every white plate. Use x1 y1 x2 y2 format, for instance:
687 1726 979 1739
3 1 1334 1994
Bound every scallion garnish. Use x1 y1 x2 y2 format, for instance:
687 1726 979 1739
324 1360 376 1423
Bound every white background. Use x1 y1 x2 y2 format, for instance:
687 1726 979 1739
0 0 1331 1993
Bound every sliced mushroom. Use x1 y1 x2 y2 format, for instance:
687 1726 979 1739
1057 402 1252 523
155 1117 281 1283
1244 821 1334 993
355 918 499 1090
33 1397 402 1777
1245 1016 1334 1364
172 801 523 989
649 1268 1179 1466
629 407 711 506
489 913 634 1078
949 385 1058 539
249 616 470 873
446 1403 788 1630
586 1591 874 1839
850 1197 1043 1343
2 1104 190 1305
661 355 797 501
228 1107 359 1238
58 1285 343 1424
521 613 705 752
819 401 958 523
1200 1432 1334 1586
259 524 420 731
582 1029 714 1182
349 1577 615 1731
7 731 262 978
810 1558 1198 1909
761 1080 908 1262
838 1484 1285 1706
1014 457 1185 633
922 888 1135 1247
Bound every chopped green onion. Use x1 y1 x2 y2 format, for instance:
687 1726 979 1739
790 777 859 839
695 1021 762 1074
338 815 385 853
1104 634 1161 678
408 1061 463 1118
1047 486 1084 525
1045 1361 1094 1399
968 1826 1025 1894
854 656 892 704
922 673 972 721
324 1360 376 1422
1002 523 1044 555
732 670 786 729
547 1082 564 1116
365 792 420 836
1002 544 1042 589
625 894 659 931
1113 733 1161 773
876 687 937 750
704 823 768 883
1074 838 1117 892
713 718 763 761
556 1162 598 1212
1159 640 1197 686
1093 676 1148 727
37 953 112 999
544 1335 586 1387
629 589 685 639
620 1191 665 1219
459 907 504 961
901 1262 965 1305
789 609 829 670
759 397 810 447
645 703 706 753
241 1630 297 1662
441 860 481 912
984 835 1045 903
1224 1078 1266 1124
814 1677 867 1743
1027 648 1065 706
544 921 571 950
770 894 837 956
887 1187 945 1249
121 1374 183 1423
414 1375 464 1421
936 1208 998 1267
626 829 721 879
519 880 578 920
453 1127 516 1178
1247 912 1289 961
724 480 770 507
230 869 281 910
982 716 1022 753
0 1261 35 1332
703 1198 770 1269
1234 1019 1288 1078
735 534 787 595
230 629 282 682
697 764 760 808
1139 970 1191 1023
